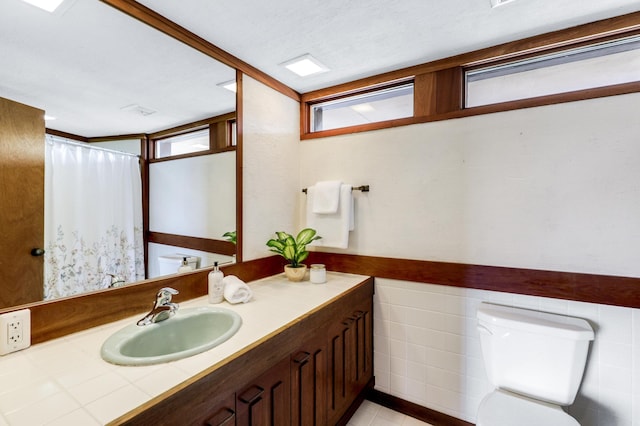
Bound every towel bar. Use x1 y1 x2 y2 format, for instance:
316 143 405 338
302 185 369 194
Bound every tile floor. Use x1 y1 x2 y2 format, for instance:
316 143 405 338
348 400 433 426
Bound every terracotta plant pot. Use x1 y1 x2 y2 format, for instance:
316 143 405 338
284 264 307 282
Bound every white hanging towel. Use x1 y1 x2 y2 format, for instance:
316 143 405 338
307 183 354 249
312 180 342 213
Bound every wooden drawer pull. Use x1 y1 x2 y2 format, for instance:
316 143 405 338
342 318 354 326
293 351 310 365
239 385 264 404
353 310 364 318
205 407 235 426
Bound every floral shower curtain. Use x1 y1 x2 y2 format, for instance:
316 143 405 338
44 136 144 299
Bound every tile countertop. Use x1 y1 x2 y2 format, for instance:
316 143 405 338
0 272 369 426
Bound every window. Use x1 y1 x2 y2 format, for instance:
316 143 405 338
310 83 414 132
465 35 640 108
155 128 209 159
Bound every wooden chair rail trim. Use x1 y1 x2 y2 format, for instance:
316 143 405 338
3 252 637 346
307 252 640 309
148 232 236 257
0 256 283 344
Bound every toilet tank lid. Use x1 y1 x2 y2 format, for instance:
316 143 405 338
477 303 594 340
158 254 199 262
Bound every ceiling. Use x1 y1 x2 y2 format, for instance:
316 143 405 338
2 0 639 137
137 0 640 93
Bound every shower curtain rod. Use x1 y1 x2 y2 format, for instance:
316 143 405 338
46 135 140 158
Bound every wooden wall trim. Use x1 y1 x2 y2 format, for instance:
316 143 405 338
235 71 244 262
368 389 474 426
0 256 283 344
7 251 638 345
307 252 640 309
99 0 300 102
301 81 640 140
148 232 237 257
45 128 89 142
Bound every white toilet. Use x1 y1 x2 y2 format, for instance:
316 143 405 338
476 302 594 426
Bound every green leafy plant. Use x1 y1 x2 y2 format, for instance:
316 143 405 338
266 228 321 268
222 231 237 244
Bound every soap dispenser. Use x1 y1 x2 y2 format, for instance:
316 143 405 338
177 257 192 273
208 261 224 303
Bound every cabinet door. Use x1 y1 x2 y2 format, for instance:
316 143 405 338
236 357 290 426
290 335 326 426
203 393 236 426
326 298 373 425
351 307 373 392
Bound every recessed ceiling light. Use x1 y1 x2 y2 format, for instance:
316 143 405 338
217 80 237 93
280 54 329 77
120 104 156 116
20 0 66 12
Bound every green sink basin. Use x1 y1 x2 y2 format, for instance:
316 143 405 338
101 306 242 366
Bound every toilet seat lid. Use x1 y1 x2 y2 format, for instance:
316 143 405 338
477 390 580 426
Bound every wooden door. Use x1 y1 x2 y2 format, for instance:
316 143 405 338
0 97 44 309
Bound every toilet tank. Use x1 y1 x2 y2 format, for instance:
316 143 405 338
477 303 594 406
157 254 200 276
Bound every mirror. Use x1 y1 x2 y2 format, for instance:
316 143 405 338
0 0 237 307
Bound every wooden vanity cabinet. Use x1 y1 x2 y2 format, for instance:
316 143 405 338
114 277 374 426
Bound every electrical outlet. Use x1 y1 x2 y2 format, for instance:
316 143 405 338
0 309 31 355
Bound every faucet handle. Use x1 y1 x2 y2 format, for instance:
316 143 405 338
156 287 179 306
158 287 179 297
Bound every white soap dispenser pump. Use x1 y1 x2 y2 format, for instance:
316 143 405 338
208 261 224 304
177 257 192 273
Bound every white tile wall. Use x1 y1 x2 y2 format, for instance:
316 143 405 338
374 278 640 426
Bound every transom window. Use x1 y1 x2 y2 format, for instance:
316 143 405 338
310 83 414 132
465 35 640 107
155 128 209 159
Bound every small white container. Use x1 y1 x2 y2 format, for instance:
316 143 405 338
310 264 326 284
208 262 224 303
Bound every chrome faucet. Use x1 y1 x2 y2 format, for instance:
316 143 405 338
137 287 179 326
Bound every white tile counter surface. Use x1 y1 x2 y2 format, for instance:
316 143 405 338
0 272 368 426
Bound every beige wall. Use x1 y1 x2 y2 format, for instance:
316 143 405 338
244 76 640 425
241 75 301 260
299 93 640 278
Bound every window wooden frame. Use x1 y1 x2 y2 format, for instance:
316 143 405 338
149 112 236 162
301 11 640 140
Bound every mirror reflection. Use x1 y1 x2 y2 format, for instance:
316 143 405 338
0 0 237 308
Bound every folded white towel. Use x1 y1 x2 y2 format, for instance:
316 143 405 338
312 180 342 214
307 184 354 249
223 275 253 304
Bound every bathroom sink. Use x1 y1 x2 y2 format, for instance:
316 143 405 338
100 306 242 366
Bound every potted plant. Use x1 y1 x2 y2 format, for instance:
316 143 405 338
222 231 237 244
266 228 321 281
